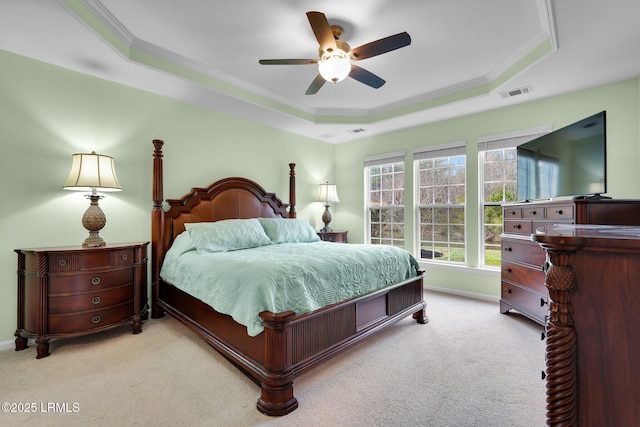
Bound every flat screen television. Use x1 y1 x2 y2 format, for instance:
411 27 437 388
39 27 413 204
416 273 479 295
517 111 606 201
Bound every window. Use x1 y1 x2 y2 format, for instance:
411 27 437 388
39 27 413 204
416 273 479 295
478 129 549 267
365 152 405 247
414 142 466 263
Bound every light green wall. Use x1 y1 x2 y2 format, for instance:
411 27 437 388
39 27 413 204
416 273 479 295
0 50 333 343
2 46 640 344
334 78 640 296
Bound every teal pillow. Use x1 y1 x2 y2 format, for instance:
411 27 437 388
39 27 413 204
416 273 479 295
258 218 321 244
185 219 273 253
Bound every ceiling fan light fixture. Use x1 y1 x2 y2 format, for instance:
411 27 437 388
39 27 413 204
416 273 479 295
318 52 351 83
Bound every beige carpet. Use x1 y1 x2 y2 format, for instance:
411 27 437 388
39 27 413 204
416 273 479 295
0 291 546 426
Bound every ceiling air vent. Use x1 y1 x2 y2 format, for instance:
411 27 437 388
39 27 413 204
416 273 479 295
348 128 366 134
500 86 533 99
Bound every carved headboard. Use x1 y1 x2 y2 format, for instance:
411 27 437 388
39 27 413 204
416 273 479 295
150 139 296 314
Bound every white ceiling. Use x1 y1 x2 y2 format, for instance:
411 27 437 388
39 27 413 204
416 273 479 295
2 0 640 143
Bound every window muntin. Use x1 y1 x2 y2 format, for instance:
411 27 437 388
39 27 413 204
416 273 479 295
481 148 517 267
417 154 466 263
478 128 548 267
367 161 405 247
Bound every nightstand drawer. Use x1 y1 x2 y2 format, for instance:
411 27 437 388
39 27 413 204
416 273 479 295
48 248 134 273
317 230 348 243
48 302 134 334
49 268 133 294
48 285 134 314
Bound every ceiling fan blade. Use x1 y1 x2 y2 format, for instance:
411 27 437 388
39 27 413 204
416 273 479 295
306 11 337 52
349 65 386 89
259 59 318 65
305 74 326 95
350 32 411 61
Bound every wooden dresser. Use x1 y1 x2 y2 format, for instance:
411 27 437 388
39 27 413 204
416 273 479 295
535 225 640 426
317 230 348 243
14 242 149 358
500 199 640 325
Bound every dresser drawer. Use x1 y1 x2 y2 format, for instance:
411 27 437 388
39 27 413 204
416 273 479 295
49 268 133 294
502 239 546 266
504 219 533 235
48 302 134 334
546 205 574 220
522 206 544 219
48 248 134 273
48 285 134 314
502 261 547 294
501 281 547 320
504 207 522 219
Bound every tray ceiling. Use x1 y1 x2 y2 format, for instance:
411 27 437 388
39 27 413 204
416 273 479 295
2 0 640 143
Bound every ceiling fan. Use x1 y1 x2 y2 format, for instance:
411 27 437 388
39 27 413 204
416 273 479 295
259 11 411 95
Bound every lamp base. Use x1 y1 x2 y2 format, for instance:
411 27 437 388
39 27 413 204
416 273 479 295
320 204 332 233
83 233 106 248
82 194 107 247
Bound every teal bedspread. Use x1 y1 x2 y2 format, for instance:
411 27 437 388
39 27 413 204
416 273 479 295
161 238 420 336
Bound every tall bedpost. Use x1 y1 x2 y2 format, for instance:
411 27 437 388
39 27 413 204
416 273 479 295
151 139 165 318
288 163 296 219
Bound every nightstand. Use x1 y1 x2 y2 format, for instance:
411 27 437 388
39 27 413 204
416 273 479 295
14 242 149 359
317 230 348 243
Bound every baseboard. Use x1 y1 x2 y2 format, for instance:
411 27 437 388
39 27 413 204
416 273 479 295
423 284 499 303
0 339 16 352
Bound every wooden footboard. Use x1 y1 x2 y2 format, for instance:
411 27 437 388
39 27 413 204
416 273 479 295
156 272 426 416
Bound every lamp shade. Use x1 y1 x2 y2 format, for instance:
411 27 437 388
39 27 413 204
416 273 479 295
63 152 122 192
316 183 340 204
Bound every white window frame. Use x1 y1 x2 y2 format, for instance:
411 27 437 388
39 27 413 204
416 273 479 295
364 151 406 246
478 127 550 268
413 141 467 264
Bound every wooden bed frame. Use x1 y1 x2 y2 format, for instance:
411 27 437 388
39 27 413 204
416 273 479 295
150 139 427 416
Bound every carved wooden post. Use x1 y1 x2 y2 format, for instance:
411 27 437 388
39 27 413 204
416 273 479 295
288 163 296 218
543 248 578 426
151 139 165 318
257 310 298 416
14 251 28 351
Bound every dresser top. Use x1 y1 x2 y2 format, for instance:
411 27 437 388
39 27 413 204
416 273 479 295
15 242 149 253
534 225 640 250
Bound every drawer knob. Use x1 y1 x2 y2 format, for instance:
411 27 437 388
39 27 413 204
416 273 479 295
92 296 101 305
504 288 512 294
540 297 547 307
91 315 101 324
504 268 512 273
513 224 521 230
556 210 563 215
531 210 537 215
91 277 101 285
121 254 128 260
504 247 512 252
59 259 67 266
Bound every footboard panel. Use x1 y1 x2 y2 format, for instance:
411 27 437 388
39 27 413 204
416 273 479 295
260 273 426 373
157 273 426 416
